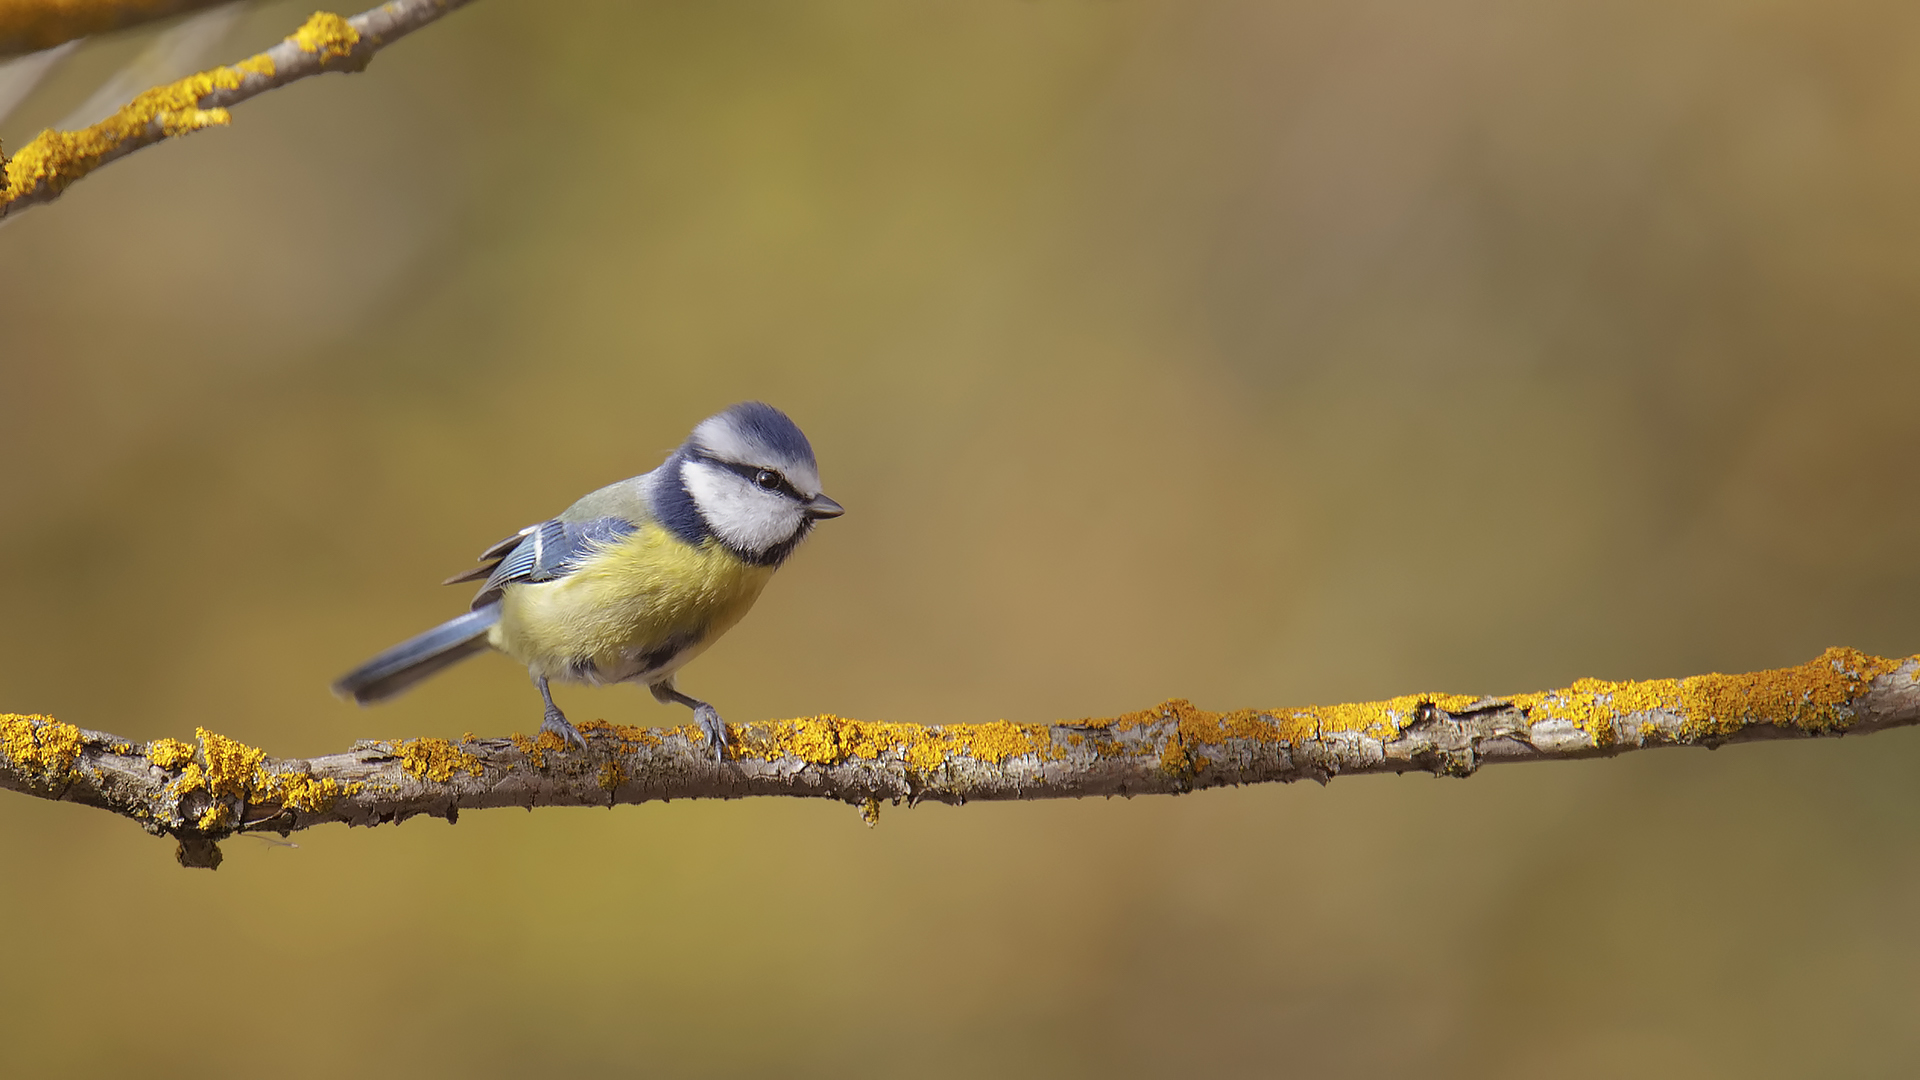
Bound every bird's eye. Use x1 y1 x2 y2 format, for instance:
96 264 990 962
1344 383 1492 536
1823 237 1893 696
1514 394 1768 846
755 470 782 490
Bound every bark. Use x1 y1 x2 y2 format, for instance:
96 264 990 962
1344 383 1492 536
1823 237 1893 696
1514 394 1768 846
1 0 472 218
2 647 1914 869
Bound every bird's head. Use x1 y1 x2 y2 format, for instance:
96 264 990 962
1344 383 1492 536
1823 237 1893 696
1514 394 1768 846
672 402 843 565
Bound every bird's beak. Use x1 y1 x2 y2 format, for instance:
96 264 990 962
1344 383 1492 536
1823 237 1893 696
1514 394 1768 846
805 493 845 519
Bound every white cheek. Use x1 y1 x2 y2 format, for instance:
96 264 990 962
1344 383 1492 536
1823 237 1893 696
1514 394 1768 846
682 464 805 554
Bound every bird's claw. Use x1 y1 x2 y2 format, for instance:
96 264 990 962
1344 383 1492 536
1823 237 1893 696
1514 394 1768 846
694 703 728 761
540 708 589 751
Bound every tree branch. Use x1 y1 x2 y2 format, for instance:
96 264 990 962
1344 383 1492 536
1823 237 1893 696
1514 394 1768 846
4 646 1916 869
0 0 234 56
0 0 472 219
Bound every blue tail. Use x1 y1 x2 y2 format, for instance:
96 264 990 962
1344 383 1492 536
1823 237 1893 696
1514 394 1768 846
333 605 501 705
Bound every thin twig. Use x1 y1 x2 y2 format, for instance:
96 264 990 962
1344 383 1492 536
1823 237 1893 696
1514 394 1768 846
3 647 1915 869
0 0 473 219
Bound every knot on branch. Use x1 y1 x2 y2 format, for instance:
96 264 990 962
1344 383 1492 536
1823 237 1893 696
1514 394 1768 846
176 836 223 870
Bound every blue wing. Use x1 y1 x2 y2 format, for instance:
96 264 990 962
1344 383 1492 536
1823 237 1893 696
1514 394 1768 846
446 517 639 609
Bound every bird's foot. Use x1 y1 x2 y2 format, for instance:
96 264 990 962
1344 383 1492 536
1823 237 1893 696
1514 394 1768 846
694 703 728 761
540 707 588 751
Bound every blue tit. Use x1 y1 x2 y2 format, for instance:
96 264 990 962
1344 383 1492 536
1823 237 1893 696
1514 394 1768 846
332 402 844 758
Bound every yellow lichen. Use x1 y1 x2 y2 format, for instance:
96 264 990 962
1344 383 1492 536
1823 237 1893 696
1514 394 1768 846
507 732 544 769
1506 647 1906 746
237 54 277 79
1158 733 1193 780
578 720 662 750
254 770 359 813
1021 649 1914 764
1088 694 1485 755
498 649 1910 779
1510 678 1674 746
392 738 484 783
1675 646 1902 739
598 760 627 793
0 713 84 780
0 10 352 213
147 731 359 820
732 715 1062 773
197 728 264 799
290 11 359 59
858 797 882 826
4 64 249 203
197 802 233 831
147 738 195 770
1262 693 1483 745
174 762 206 796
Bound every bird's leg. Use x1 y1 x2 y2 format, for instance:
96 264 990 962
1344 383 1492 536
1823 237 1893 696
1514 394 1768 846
650 680 727 760
534 673 587 750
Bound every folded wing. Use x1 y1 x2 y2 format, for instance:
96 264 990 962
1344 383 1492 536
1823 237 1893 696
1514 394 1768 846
444 517 641 609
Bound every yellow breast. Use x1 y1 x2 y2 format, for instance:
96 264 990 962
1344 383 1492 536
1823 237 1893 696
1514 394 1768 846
488 523 775 683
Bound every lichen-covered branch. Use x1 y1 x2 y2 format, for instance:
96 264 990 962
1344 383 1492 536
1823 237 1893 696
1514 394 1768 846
0 0 472 219
0 0 233 56
4 647 1917 870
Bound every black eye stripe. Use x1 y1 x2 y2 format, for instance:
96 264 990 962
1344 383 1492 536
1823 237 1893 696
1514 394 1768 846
691 452 806 501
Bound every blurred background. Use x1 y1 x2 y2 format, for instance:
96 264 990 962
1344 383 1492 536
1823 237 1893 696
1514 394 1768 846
4 0 1920 1075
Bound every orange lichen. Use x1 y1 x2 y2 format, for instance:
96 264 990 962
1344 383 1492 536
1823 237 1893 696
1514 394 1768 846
0 713 84 781
146 737 195 770
1158 732 1194 779
393 738 484 783
578 719 663 750
1097 694 1481 752
733 715 1062 772
1508 647 1906 746
598 760 626 793
1676 647 1902 738
1083 650 1909 760
507 732 544 768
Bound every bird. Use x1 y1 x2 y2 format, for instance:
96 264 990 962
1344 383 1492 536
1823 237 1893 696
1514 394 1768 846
332 402 843 759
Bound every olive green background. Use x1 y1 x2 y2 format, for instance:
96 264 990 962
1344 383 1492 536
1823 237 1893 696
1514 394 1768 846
5 1 1920 1075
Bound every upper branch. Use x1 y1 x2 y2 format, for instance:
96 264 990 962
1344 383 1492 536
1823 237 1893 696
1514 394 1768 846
3 646 1916 869
0 0 473 219
0 0 234 56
